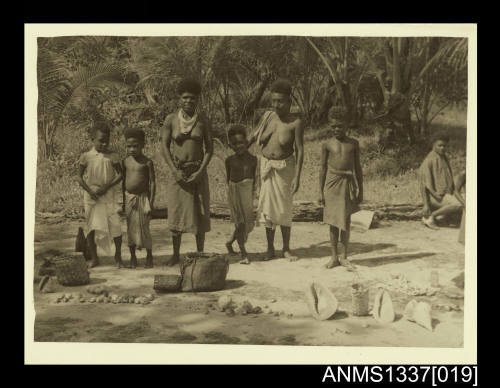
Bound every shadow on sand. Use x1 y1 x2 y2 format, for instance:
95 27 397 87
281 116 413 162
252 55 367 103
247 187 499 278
353 252 436 267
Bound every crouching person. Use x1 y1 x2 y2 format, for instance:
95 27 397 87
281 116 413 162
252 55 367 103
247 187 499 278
419 132 463 230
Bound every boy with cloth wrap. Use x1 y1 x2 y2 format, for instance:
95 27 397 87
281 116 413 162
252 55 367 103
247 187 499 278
319 107 363 270
122 127 156 268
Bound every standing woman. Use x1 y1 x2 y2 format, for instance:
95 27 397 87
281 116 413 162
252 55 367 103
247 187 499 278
160 78 213 266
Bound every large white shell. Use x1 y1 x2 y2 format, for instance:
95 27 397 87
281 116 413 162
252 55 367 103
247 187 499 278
305 282 338 321
373 289 395 324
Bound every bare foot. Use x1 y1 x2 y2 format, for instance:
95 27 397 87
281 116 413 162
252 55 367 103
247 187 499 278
128 257 137 269
325 257 340 269
145 257 154 268
239 258 250 265
225 242 236 254
263 249 275 261
167 255 180 267
115 255 124 269
339 257 355 271
283 250 298 262
422 217 439 230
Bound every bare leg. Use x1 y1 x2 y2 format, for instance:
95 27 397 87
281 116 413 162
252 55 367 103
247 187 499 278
226 229 237 254
128 245 137 269
236 224 250 264
264 227 276 260
196 231 205 253
145 248 153 268
167 232 181 266
325 226 340 269
431 204 463 220
87 231 100 268
339 218 355 271
114 236 123 268
281 225 298 261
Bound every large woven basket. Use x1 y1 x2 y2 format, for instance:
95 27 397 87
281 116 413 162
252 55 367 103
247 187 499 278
180 252 229 292
351 283 369 316
53 254 90 286
153 274 182 292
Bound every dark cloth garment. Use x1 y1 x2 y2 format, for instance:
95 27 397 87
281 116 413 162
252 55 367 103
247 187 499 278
167 156 211 235
323 168 359 232
419 150 455 210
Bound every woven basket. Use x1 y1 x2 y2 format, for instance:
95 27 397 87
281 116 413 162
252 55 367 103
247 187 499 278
351 283 369 316
53 254 90 286
153 275 182 292
180 253 229 292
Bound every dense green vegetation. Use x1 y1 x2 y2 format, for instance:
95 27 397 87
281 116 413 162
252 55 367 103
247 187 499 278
36 36 468 216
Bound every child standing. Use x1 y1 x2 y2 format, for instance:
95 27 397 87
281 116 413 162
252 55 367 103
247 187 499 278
319 107 363 270
122 128 156 268
225 125 258 264
77 122 123 268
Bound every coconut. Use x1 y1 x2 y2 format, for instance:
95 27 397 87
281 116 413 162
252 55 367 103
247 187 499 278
372 288 395 324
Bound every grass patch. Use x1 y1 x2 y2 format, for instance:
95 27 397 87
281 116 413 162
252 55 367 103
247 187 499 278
34 317 83 342
246 333 274 345
203 330 241 344
88 318 156 343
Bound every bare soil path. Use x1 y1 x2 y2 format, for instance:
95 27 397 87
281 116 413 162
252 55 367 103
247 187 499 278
32 218 465 347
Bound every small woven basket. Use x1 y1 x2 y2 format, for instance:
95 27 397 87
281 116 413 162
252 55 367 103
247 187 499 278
351 283 369 316
154 275 182 292
53 254 90 286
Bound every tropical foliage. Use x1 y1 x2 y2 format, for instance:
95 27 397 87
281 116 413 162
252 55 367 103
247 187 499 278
37 36 468 160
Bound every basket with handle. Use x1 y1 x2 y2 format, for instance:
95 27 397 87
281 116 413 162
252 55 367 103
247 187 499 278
52 254 90 286
350 270 369 316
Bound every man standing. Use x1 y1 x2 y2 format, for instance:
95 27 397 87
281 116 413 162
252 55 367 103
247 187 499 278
248 79 304 261
419 132 463 230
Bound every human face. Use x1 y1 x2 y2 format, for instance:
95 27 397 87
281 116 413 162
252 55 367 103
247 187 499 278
229 134 248 155
93 130 110 153
126 137 143 157
433 140 447 155
180 92 198 116
329 118 346 139
271 93 291 117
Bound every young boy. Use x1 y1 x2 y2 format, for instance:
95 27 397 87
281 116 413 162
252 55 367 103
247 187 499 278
319 107 363 270
77 122 123 268
122 128 156 268
225 125 258 264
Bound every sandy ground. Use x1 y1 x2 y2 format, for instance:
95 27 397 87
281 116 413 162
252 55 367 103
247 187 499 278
32 218 465 347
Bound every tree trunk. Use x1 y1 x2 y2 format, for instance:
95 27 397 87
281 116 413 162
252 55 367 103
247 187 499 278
242 75 271 119
392 37 401 94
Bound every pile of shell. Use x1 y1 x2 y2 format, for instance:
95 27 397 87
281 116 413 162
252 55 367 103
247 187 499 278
382 274 438 297
216 296 263 317
53 290 155 305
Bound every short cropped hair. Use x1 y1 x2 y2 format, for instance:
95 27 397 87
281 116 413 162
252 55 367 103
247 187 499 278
328 106 349 122
270 78 292 96
177 78 201 96
124 127 145 144
227 124 247 142
89 121 111 139
431 131 450 144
